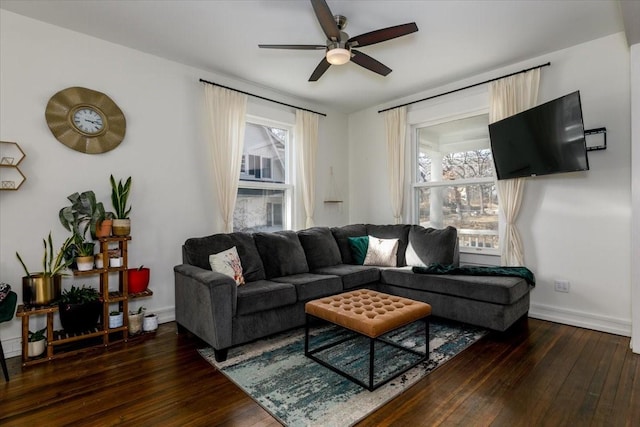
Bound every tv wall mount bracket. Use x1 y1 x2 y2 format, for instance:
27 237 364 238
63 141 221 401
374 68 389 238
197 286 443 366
585 127 607 152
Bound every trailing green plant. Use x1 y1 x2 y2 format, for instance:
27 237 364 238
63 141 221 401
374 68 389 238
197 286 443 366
59 190 114 240
28 327 47 342
16 232 74 277
58 285 100 305
110 175 132 219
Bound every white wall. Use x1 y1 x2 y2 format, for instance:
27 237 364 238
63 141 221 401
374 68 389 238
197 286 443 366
349 33 633 336
631 42 640 353
0 11 348 357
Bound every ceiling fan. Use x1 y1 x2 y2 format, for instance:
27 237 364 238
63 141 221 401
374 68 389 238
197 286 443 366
258 0 418 81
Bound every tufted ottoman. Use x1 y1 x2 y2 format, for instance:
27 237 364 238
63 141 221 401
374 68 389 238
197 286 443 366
305 289 431 391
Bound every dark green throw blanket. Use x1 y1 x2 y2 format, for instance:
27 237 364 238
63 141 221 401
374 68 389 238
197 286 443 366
412 263 536 287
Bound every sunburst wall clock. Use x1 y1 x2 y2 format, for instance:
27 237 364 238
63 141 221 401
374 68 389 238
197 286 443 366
45 86 126 154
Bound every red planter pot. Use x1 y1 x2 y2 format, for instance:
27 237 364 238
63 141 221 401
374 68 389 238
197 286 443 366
128 268 150 294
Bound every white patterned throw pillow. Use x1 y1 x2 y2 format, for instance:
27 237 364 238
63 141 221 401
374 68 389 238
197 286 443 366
209 246 245 286
363 236 399 267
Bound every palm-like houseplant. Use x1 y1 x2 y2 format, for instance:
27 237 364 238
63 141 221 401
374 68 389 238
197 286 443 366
110 175 132 236
16 232 74 305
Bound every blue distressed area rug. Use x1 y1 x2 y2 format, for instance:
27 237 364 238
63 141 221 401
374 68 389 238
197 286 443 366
198 318 487 426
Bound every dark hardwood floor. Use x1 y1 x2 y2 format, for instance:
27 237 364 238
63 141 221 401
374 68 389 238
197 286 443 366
1 318 638 426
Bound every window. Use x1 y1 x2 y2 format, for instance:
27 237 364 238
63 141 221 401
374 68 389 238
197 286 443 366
234 120 292 232
414 114 499 253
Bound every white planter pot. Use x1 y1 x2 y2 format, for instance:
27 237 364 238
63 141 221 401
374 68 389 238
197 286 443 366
76 256 94 271
109 257 123 267
143 314 158 332
95 254 104 269
109 312 124 328
27 339 46 357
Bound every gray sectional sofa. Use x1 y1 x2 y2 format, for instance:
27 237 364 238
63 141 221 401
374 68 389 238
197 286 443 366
174 224 532 361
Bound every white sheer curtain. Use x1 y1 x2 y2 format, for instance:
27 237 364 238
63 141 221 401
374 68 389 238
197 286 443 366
489 69 540 266
204 84 247 232
384 106 407 224
296 110 319 228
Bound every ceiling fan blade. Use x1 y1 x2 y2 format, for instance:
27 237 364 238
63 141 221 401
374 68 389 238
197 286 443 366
310 0 340 40
348 22 418 48
351 50 392 76
309 57 331 81
259 44 326 50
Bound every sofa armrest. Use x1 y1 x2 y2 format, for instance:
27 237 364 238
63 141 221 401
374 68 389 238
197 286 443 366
174 264 237 350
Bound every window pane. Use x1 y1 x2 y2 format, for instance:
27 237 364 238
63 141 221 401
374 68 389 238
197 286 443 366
234 188 285 233
240 123 286 183
417 184 499 250
417 114 492 182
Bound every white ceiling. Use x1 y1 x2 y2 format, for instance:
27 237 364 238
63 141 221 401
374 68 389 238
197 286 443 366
0 0 628 113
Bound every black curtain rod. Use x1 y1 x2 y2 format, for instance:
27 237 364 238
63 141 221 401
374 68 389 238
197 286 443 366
377 62 551 114
199 79 326 117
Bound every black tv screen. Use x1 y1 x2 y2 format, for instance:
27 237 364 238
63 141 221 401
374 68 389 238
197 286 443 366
489 91 589 180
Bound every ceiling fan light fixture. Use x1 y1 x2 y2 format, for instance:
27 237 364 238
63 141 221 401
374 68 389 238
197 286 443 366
326 48 351 65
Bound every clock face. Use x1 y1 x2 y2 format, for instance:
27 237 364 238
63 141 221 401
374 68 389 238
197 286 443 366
72 107 105 135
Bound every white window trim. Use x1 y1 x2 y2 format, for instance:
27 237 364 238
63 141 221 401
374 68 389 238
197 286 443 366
238 115 295 230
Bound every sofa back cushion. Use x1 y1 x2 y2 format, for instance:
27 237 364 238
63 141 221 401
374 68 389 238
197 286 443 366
366 224 411 266
254 230 310 278
331 224 367 264
297 227 342 270
405 225 459 267
183 232 266 282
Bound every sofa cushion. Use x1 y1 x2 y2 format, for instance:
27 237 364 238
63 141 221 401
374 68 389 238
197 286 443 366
405 225 458 267
366 224 411 266
331 224 367 264
272 273 343 301
364 236 399 267
236 280 297 316
297 227 342 270
312 264 381 290
183 232 265 281
380 268 530 305
209 246 245 285
254 230 309 279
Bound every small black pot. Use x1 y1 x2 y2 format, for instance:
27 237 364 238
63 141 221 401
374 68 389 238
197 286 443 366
58 301 102 333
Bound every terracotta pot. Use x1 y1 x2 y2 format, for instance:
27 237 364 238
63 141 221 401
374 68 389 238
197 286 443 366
96 219 113 238
22 274 62 306
112 218 130 236
128 267 150 294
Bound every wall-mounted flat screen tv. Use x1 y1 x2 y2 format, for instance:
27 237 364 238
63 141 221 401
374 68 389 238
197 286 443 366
489 91 589 180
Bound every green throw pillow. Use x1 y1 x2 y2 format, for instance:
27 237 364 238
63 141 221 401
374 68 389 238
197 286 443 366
347 236 369 265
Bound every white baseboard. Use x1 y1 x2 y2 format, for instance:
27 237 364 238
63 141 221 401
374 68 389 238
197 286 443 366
529 303 632 337
1 306 176 360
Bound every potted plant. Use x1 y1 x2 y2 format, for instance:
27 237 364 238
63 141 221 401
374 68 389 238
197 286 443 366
27 327 47 357
109 310 123 328
95 211 115 238
110 175 132 236
143 312 158 332
108 249 123 267
58 285 102 333
128 306 145 334
16 232 73 305
73 232 95 271
128 265 150 294
59 190 113 240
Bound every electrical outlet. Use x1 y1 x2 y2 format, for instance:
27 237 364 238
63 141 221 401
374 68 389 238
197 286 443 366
554 279 570 293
